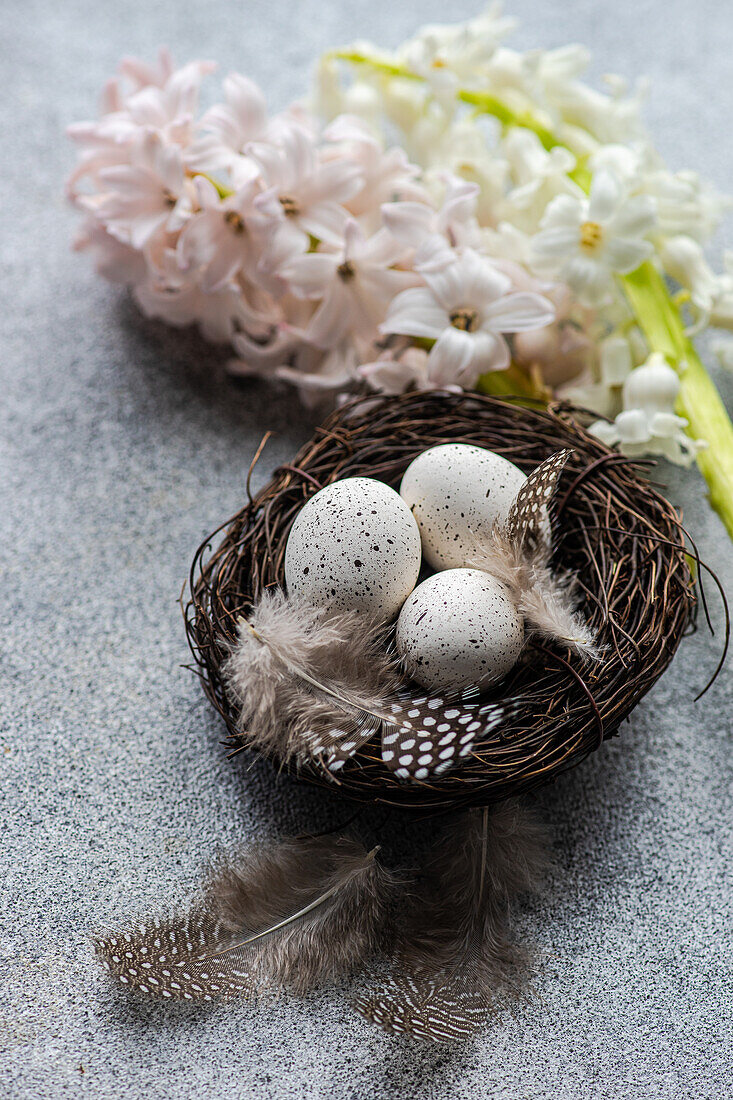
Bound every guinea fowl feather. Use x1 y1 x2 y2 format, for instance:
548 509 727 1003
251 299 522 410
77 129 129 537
470 528 600 659
221 590 509 779
96 836 395 1002
353 802 548 1041
469 450 599 660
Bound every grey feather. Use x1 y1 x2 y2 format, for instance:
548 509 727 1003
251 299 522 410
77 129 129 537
222 590 511 780
221 590 402 767
96 836 395 1002
469 451 600 660
353 802 547 1042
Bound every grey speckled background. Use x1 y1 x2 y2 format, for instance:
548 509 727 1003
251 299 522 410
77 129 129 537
2 1 732 1097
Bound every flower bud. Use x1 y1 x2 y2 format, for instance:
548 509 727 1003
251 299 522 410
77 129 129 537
660 235 717 310
622 354 680 415
599 335 632 387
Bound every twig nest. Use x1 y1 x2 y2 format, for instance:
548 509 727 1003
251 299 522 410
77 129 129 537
396 569 524 692
185 391 696 808
284 476 421 621
399 443 529 569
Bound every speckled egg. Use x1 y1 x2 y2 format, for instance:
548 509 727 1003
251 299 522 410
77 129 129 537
284 477 422 621
396 569 524 692
399 443 528 570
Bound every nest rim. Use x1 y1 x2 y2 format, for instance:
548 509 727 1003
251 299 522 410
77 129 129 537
185 390 698 810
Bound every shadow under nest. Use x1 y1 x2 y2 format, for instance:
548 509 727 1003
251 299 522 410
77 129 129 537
185 389 699 810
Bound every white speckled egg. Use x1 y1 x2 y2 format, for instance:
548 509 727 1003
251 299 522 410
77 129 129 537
400 443 527 570
285 477 422 621
396 569 524 692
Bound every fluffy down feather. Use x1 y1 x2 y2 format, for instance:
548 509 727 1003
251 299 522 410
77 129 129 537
470 528 600 660
222 590 401 765
353 802 548 1041
96 836 395 1001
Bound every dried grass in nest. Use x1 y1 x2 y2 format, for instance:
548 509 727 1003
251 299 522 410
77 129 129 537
184 390 707 810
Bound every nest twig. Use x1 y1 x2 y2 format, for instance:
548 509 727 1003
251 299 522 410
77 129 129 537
184 391 699 809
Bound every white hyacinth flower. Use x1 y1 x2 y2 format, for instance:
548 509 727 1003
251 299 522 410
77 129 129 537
398 5 515 97
501 128 582 234
531 169 656 305
381 247 554 388
590 354 707 466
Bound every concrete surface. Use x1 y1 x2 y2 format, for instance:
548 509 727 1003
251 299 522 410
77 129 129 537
1 1 731 1096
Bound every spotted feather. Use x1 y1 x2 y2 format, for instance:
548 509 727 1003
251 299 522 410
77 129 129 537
354 968 492 1041
353 804 546 1042
378 690 507 781
96 911 258 1002
96 837 391 1003
505 449 572 555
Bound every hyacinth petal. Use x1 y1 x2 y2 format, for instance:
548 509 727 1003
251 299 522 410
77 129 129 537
588 170 622 223
247 140 288 187
381 287 448 339
531 226 581 258
358 265 418 303
539 193 583 231
177 212 218 272
470 328 510 373
481 292 555 334
127 212 169 250
362 226 411 268
259 218 310 272
315 158 364 204
460 250 513 303
299 202 350 245
608 194 656 239
563 254 613 303
341 218 364 261
280 124 316 188
422 250 510 311
439 175 481 228
381 200 434 247
199 239 244 293
305 283 352 349
274 363 353 391
223 73 268 137
427 326 476 381
192 175 222 210
413 234 457 273
603 236 654 274
281 252 338 298
359 357 421 395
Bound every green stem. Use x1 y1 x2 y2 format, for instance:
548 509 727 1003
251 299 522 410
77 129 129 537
622 264 733 538
458 90 558 153
476 363 541 402
327 49 421 81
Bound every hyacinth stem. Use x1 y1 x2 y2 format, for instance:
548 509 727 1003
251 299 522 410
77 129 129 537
330 48 733 534
622 264 733 537
476 363 539 401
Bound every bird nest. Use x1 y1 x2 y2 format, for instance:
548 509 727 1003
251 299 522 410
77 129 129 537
185 390 698 810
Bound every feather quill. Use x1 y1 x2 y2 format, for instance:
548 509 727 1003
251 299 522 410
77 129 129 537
96 836 394 1001
353 802 547 1041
